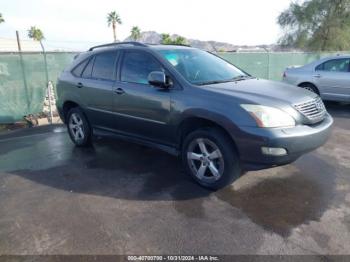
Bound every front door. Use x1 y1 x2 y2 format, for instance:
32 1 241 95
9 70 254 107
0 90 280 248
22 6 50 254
112 50 172 145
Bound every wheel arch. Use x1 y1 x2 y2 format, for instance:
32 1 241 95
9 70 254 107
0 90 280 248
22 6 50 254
62 100 81 122
297 82 320 95
176 112 240 156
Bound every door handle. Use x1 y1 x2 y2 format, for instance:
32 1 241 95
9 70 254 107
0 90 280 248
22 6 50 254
115 87 125 95
313 74 322 78
76 82 83 88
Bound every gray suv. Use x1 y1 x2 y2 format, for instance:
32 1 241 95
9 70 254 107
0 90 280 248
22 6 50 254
57 42 333 190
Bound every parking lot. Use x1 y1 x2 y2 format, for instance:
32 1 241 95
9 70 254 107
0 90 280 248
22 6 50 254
0 102 349 255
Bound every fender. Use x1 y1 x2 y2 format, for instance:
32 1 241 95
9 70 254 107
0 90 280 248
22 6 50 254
175 108 243 145
59 91 86 111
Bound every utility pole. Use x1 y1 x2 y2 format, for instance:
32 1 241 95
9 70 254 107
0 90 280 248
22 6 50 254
16 31 22 51
39 41 53 124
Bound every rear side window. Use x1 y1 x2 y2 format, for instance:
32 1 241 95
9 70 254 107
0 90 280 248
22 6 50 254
121 51 163 84
72 59 89 77
91 52 118 80
82 57 94 78
316 58 350 72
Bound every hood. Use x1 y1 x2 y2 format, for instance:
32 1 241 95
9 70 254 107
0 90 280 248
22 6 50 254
202 78 317 105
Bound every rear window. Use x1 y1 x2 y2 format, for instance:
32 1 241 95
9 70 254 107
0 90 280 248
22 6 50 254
91 52 119 80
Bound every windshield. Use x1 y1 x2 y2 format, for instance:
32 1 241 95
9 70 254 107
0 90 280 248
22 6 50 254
157 48 249 85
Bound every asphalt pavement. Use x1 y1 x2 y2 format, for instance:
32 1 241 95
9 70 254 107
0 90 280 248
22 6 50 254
0 102 349 255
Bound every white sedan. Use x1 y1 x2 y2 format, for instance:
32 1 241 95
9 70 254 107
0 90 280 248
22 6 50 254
283 55 350 102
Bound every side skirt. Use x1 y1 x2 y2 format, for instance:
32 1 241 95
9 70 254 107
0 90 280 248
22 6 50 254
92 127 180 156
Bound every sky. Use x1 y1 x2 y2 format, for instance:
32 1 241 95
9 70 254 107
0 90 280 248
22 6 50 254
0 0 292 50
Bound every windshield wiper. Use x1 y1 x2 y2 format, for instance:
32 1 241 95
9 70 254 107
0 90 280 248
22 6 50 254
196 75 254 86
231 75 254 81
196 80 233 86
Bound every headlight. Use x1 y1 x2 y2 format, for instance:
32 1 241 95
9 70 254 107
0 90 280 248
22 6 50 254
241 104 295 128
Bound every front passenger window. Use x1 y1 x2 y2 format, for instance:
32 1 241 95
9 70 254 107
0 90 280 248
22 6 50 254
121 52 163 85
316 58 350 72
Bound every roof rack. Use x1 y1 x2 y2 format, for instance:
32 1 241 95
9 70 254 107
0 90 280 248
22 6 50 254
88 41 148 51
146 43 191 47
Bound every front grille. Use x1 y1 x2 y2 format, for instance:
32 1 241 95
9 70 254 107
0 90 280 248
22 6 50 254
294 96 326 123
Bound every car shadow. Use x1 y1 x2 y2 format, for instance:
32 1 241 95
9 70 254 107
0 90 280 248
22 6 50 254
215 153 337 236
11 137 213 201
325 101 350 118
8 132 338 236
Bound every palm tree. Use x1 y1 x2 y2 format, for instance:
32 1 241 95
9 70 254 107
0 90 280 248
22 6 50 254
130 26 141 41
107 11 122 42
0 13 4 24
28 26 44 41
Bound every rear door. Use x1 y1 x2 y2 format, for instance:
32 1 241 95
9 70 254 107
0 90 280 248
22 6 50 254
112 50 172 144
314 58 350 101
78 51 119 129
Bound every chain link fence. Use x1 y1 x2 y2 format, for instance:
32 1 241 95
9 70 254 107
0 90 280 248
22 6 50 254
0 51 347 123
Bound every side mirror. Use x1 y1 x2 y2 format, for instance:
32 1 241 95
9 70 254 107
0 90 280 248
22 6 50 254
148 71 169 88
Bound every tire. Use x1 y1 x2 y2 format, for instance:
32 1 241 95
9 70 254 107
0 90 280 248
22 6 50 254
182 127 240 190
299 83 318 94
66 107 92 147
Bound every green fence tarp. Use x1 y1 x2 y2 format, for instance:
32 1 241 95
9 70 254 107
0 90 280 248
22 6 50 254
0 51 347 123
218 51 348 81
0 52 75 123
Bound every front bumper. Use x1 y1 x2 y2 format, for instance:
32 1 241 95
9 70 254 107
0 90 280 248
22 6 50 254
235 113 333 170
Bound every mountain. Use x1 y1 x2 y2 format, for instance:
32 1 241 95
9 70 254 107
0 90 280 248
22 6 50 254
124 31 273 52
125 31 162 44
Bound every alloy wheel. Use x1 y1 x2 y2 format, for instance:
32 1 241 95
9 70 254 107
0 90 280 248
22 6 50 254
187 138 225 182
302 86 316 93
69 113 85 142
